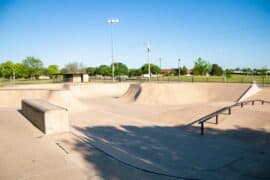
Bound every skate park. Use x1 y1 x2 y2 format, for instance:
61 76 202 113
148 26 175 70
2 0 270 179
0 82 269 179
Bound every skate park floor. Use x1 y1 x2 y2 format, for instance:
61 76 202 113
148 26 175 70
0 83 270 179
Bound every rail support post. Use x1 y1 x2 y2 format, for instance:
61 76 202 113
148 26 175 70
216 115 219 124
241 103 243 108
228 108 231 115
252 101 254 106
262 101 264 105
201 122 204 135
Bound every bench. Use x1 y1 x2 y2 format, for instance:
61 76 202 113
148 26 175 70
22 99 68 134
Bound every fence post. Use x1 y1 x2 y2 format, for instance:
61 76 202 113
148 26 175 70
228 108 231 115
262 101 264 105
216 115 218 124
252 101 254 106
241 103 243 108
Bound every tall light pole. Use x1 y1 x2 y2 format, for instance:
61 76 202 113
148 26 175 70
159 57 162 70
178 58 181 78
107 18 119 82
145 41 151 82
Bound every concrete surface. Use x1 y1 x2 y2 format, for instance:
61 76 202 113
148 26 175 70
66 91 270 179
0 108 87 180
22 99 69 134
0 82 269 179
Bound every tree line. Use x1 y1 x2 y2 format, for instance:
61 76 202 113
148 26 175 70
0 57 60 79
0 56 268 79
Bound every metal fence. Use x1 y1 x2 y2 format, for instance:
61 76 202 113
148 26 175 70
1 75 270 87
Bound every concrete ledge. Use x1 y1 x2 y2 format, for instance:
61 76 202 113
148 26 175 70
22 99 69 134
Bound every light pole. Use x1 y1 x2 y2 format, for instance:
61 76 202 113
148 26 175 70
107 18 119 82
224 69 227 82
145 41 151 82
178 58 181 78
159 58 162 70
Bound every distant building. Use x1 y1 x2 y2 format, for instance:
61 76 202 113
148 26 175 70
54 73 89 83
38 76 50 80
161 68 192 75
160 68 175 75
232 70 245 74
142 74 159 78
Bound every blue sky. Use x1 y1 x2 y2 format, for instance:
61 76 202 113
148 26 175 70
0 0 270 69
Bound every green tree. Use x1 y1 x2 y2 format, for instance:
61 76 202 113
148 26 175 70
242 68 253 75
257 67 268 77
22 56 44 78
86 67 96 76
14 63 28 78
96 65 111 76
128 68 142 77
40 68 49 76
113 62 128 76
140 64 160 74
192 58 211 75
210 64 223 76
178 66 188 75
0 61 15 78
48 65 60 75
225 69 232 78
181 66 188 75
64 62 85 73
60 67 67 74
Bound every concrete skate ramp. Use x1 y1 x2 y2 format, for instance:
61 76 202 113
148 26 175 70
0 89 87 112
121 83 251 105
47 90 88 112
0 83 130 112
121 84 142 102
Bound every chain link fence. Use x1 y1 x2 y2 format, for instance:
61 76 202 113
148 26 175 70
1 75 270 87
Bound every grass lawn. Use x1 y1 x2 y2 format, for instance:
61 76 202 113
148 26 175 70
0 79 62 87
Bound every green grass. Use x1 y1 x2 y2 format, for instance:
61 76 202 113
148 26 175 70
0 79 62 87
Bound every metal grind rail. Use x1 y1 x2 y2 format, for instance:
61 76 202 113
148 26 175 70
199 99 270 135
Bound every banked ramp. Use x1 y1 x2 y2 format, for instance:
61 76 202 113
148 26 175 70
121 83 253 105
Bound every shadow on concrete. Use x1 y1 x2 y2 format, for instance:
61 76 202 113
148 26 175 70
70 124 270 179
